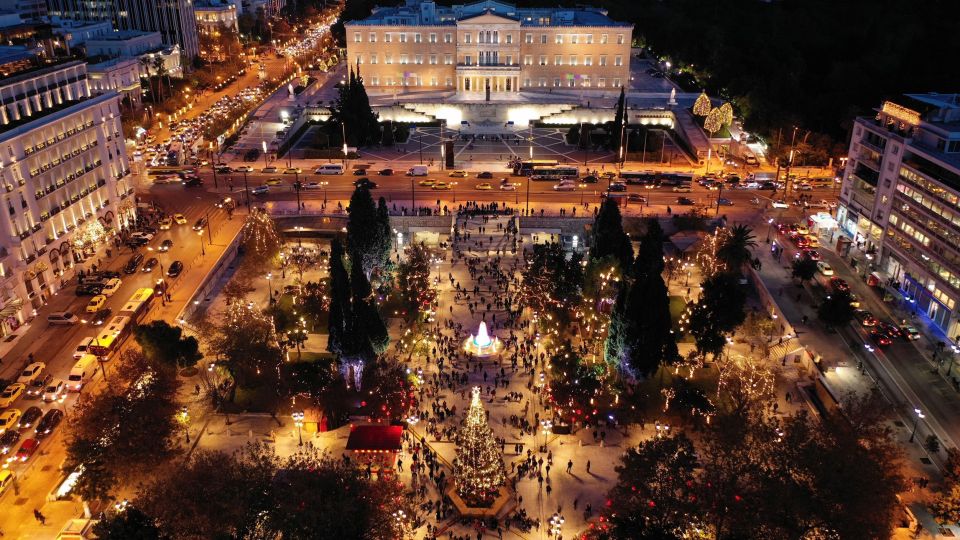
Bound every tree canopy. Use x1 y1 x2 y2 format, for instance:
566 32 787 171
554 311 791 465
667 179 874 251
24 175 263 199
589 198 633 272
134 320 202 371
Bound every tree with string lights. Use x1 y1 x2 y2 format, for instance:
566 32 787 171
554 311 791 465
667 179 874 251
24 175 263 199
240 208 282 266
693 91 711 117
704 107 723 136
454 387 506 507
211 300 283 391
719 102 734 126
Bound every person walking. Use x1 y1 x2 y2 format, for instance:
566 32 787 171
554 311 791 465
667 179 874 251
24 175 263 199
567 459 573 473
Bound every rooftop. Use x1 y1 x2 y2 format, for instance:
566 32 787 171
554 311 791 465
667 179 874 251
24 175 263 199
0 58 85 87
87 30 159 42
351 0 630 27
0 92 118 145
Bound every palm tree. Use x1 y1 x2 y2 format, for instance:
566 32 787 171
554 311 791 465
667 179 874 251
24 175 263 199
717 224 756 273
152 57 168 101
139 57 156 103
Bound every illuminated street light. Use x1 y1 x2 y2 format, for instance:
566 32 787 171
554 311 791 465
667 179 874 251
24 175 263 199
292 410 304 446
909 407 925 443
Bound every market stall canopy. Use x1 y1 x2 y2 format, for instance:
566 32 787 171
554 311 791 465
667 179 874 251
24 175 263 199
669 230 707 253
346 425 403 453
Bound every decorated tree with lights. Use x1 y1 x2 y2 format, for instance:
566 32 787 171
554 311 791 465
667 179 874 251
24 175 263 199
703 107 723 137
454 387 506 507
240 208 282 266
719 102 734 126
693 91 711 117
211 300 283 390
73 219 107 252
327 239 350 355
522 241 584 328
396 242 435 321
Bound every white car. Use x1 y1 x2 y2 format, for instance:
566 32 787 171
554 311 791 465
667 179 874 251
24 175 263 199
672 186 693 193
100 278 122 297
17 362 45 385
553 182 577 192
772 200 790 209
499 182 517 191
42 379 65 403
817 261 834 276
73 337 94 359
234 165 254 173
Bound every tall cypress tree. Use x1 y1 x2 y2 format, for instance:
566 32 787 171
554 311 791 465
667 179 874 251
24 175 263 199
589 198 633 272
375 197 392 270
347 186 381 276
613 86 626 150
326 239 350 355
350 251 389 356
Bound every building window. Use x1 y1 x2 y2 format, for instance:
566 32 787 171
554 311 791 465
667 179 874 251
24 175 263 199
356 54 363 64
614 55 622 66
599 56 607 66
569 55 577 66
568 77 575 87
384 33 391 43
571 35 578 44
400 54 409 64
524 78 530 87
554 78 561 87
555 35 563 44
524 55 532 66
506 55 513 65
525 33 533 44
582 77 591 87
554 55 562 65
949 140 960 153
414 33 421 43
371 77 379 85
369 32 377 42
445 54 453 65
445 33 452 43
431 77 437 86
506 34 512 44
370 54 377 64
613 78 621 87
353 32 361 43
415 54 423 64
429 54 437 65
465 55 472 65
598 78 605 87
385 54 393 64
617 34 624 44
584 56 592 66
539 55 546 66
399 33 407 43
601 34 608 44
586 34 593 44
445 77 452 86
464 33 471 44
541 34 547 44
539 78 546 87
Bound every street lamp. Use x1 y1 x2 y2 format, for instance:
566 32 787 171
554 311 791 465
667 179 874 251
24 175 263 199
292 410 304 446
266 272 274 304
549 513 564 538
178 406 191 443
320 180 328 205
197 229 205 256
262 140 269 169
909 407 925 443
540 419 552 451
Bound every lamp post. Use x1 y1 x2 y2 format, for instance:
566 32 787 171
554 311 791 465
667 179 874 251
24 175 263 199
540 419 552 451
292 410 304 446
266 272 274 305
909 407 925 443
320 180 328 205
178 406 191 443
262 140 269 169
293 177 303 213
197 229 205 256
242 169 250 210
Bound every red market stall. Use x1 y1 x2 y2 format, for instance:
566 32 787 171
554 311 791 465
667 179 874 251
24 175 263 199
346 424 403 476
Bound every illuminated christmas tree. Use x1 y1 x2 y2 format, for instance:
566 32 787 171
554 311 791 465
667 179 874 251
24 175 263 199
719 102 734 126
693 92 711 116
454 387 506 506
704 107 723 136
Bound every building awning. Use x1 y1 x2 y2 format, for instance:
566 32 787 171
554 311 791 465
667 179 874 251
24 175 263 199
0 296 23 317
345 425 403 453
809 212 838 229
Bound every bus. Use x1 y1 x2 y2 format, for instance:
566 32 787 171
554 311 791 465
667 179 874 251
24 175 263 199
167 141 184 166
530 166 579 181
660 172 695 187
118 287 155 322
87 315 132 357
517 159 559 176
619 170 660 186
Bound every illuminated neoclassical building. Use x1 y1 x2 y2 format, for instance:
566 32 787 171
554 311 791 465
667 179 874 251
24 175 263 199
345 0 633 96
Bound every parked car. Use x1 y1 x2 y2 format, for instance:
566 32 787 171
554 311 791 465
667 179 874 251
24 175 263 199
124 253 144 274
378 168 394 176
47 311 78 325
18 406 42 428
167 261 184 278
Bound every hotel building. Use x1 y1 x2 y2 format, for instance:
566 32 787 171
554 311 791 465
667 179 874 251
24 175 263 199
345 0 632 95
0 59 133 333
838 93 960 338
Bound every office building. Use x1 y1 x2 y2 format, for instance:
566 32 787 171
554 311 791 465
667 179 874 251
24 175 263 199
0 59 133 333
345 0 632 95
87 56 141 108
85 30 182 78
838 93 960 337
0 0 46 21
195 1 239 33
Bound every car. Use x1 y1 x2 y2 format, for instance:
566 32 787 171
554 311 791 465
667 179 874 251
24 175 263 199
353 169 369 176
553 181 577 192
499 181 517 191
234 165 254 173
0 410 20 434
251 185 269 195
158 217 173 230
379 168 394 176
608 182 627 192
173 213 188 225
303 182 324 190
283 167 302 174
159 239 174 252
672 186 692 193
900 325 921 340
42 379 67 403
183 177 203 187
0 430 20 454
772 200 790 209
35 409 63 438
86 295 106 313
816 261 834 276
802 249 821 261
192 217 208 231
261 166 278 173
0 384 24 408
130 231 154 242
18 407 41 429
26 374 51 398
870 330 893 347
475 182 492 190
418 179 436 187
854 310 878 327
848 293 862 308
167 260 184 278
449 170 469 178
47 311 78 325
87 308 112 326
75 283 103 296
797 182 813 191
477 171 493 179
829 276 850 292
215 165 232 173
581 175 598 184
717 198 734 206
676 197 695 205
265 178 283 186
354 178 378 189
17 362 45 385
142 257 159 272
216 197 234 209
875 321 901 338
12 438 38 462
100 278 122 297
124 254 144 274
429 182 450 190
628 193 647 203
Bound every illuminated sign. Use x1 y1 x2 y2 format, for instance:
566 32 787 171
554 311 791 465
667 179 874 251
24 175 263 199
881 101 921 126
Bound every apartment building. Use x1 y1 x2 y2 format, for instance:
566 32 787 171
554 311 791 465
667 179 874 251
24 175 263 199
0 59 133 334
345 0 632 95
838 93 960 338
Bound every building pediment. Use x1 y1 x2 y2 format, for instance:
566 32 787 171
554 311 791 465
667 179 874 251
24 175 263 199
457 11 518 25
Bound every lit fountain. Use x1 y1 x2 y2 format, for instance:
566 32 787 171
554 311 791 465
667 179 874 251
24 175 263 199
464 321 501 357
